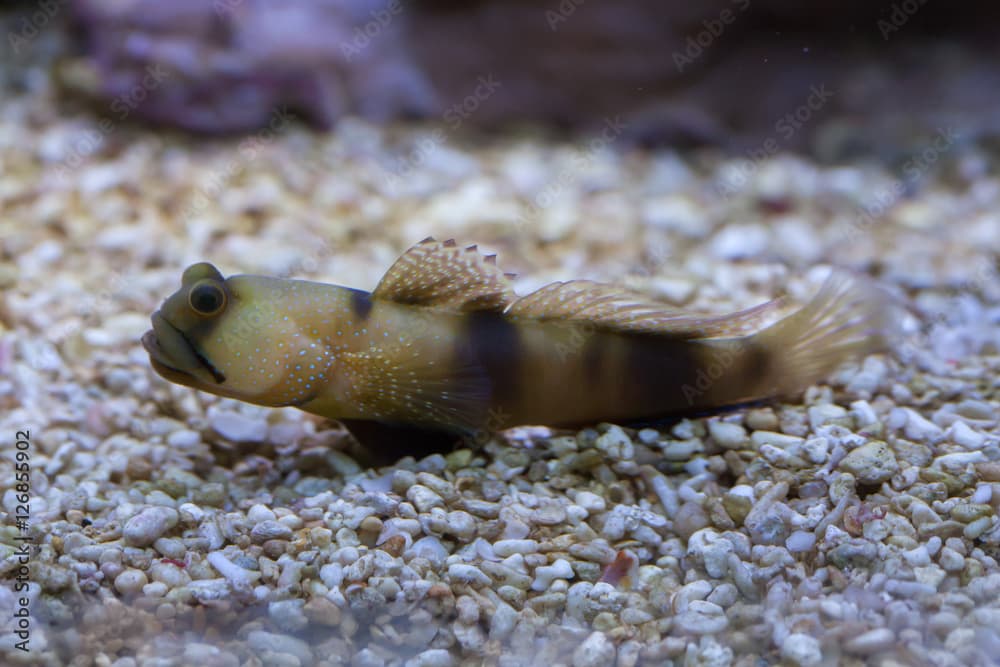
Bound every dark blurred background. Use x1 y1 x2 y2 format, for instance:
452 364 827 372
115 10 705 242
3 0 999 159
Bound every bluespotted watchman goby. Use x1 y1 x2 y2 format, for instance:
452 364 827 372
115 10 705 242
143 238 889 460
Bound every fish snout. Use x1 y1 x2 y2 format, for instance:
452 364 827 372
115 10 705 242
143 311 226 383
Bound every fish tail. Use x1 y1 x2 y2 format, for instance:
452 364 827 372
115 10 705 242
749 272 892 398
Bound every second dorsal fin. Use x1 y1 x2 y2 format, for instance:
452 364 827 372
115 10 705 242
506 280 786 339
372 237 517 312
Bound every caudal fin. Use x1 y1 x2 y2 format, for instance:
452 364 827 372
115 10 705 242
752 273 893 398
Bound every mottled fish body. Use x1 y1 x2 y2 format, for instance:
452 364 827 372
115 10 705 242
144 238 889 456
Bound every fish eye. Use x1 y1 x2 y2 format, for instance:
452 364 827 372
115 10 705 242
188 281 227 316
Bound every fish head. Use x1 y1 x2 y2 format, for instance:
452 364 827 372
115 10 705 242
143 263 317 405
143 262 234 391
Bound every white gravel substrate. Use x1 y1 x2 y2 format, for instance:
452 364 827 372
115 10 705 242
2 42 1000 667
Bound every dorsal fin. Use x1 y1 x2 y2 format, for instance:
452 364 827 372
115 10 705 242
506 280 786 339
372 237 517 312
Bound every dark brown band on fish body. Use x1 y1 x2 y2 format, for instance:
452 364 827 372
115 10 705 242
581 331 606 383
459 311 522 413
741 339 771 379
678 338 776 408
619 332 708 414
732 338 774 398
348 289 374 321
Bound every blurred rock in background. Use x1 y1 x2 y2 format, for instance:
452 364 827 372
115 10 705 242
64 0 437 132
25 0 1000 154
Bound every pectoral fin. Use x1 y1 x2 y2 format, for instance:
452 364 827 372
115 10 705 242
341 345 492 434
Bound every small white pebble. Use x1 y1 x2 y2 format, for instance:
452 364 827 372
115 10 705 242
149 561 188 588
708 420 747 449
950 421 985 449
493 539 539 558
781 633 822 667
250 520 293 542
935 451 986 467
207 551 261 586
572 631 616 667
709 223 769 259
621 608 653 625
407 485 445 512
637 428 660 444
166 429 200 449
785 531 816 553
964 516 992 540
673 600 728 634
573 491 606 513
751 431 804 449
247 504 277 524
246 631 313 665
902 408 945 443
409 536 449 564
972 484 993 505
447 563 491 587
142 581 168 597
123 507 179 547
844 628 895 655
807 404 848 429
925 536 943 558
595 425 634 460
838 441 899 485
114 568 148 595
404 648 454 667
319 563 344 589
531 558 574 591
902 546 931 567
178 503 204 523
849 400 879 427
210 410 268 442
673 579 713 612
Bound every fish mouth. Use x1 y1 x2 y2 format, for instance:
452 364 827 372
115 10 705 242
143 313 227 384
142 330 192 385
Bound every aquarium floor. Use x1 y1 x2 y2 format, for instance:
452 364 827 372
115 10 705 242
2 55 1000 667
